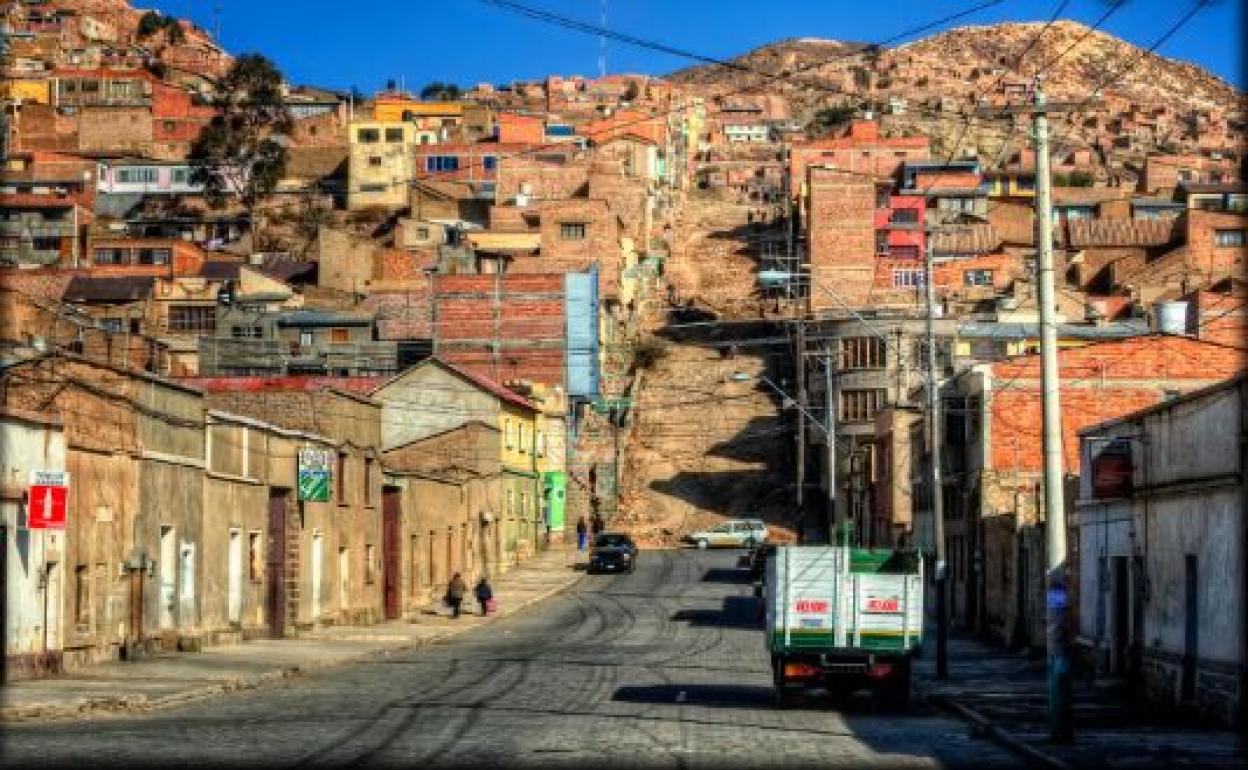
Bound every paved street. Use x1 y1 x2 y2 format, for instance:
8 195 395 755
1 549 1016 769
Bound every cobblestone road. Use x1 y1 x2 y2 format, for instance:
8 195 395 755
2 550 1020 769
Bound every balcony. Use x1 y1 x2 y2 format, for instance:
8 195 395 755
0 221 74 238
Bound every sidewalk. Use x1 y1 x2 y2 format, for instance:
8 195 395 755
915 632 1247 769
1 547 585 723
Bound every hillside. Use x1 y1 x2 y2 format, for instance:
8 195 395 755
670 20 1245 177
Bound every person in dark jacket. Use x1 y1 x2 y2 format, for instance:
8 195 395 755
474 577 494 616
576 515 588 551
591 513 605 537
445 572 467 618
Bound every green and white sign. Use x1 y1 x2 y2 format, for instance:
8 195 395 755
298 448 332 502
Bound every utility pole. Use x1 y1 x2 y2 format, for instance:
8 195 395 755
1034 77 1072 743
823 346 838 545
794 321 807 537
923 231 948 681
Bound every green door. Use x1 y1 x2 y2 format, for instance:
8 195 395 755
543 472 567 534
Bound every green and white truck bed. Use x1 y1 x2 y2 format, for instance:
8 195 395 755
763 545 924 707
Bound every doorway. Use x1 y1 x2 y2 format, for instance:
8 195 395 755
227 529 242 625
159 525 176 630
1110 556 1129 674
382 489 401 621
1182 554 1198 701
311 532 323 620
338 547 349 613
266 493 287 637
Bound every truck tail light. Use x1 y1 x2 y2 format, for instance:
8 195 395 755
783 662 821 679
867 663 895 679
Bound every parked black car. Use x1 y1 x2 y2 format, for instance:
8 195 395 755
588 532 638 574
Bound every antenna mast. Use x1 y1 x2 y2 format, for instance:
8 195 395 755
598 0 607 78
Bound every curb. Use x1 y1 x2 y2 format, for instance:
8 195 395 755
928 694 1073 770
1 561 586 724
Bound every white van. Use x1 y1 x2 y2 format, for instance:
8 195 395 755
684 519 768 549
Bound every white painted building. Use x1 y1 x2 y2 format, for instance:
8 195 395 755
1 408 67 679
1075 373 1247 726
723 123 770 143
96 160 204 196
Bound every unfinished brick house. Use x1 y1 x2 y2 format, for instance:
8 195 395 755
925 335 1248 650
788 120 930 209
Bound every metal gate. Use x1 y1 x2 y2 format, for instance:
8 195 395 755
382 489 401 620
266 491 287 637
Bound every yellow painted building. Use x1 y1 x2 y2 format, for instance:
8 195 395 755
347 120 417 211
2 78 51 105
373 97 465 125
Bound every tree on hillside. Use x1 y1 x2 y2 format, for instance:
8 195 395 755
137 11 185 44
420 82 461 101
622 81 640 102
189 54 291 239
807 103 855 137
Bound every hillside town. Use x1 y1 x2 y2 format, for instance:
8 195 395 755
0 1 1246 767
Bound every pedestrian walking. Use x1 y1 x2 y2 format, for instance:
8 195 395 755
445 572 467 619
576 515 588 551
474 577 494 616
591 512 605 537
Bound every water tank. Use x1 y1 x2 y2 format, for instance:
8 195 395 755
1153 301 1189 335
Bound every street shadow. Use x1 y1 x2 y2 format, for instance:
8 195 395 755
670 596 759 629
700 567 753 585
611 683 773 709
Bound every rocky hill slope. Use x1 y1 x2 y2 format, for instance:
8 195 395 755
671 20 1245 176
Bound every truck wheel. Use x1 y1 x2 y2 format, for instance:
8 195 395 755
883 661 911 711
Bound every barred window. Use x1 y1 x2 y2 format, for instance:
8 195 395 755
560 222 587 240
169 305 215 333
839 389 886 423
839 337 886 370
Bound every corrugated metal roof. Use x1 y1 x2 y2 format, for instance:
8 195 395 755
63 275 154 303
959 321 1150 339
931 224 1001 254
1067 218 1177 248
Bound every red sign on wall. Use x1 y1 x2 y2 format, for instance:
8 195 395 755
28 470 69 530
865 597 901 613
795 599 829 613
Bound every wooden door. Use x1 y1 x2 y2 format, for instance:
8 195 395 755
382 489 401 620
266 492 287 638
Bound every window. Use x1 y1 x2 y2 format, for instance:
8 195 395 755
518 423 527 454
893 268 926 288
357 127 380 143
116 167 158 185
964 269 994 287
415 227 431 240
506 488 515 515
839 389 886 422
299 330 314 347
384 127 404 143
364 544 376 584
536 431 546 457
364 457 374 505
99 318 123 333
368 156 382 167
890 244 920 260
839 337 886 370
875 231 889 255
890 208 920 225
520 492 528 518
360 184 385 193
137 248 170 265
336 451 347 503
482 155 498 171
75 565 90 626
1214 229 1245 247
249 532 262 581
94 248 127 265
560 222 587 240
231 325 264 338
168 305 216 333
875 187 891 209
162 120 176 132
504 419 514 449
331 328 349 343
172 168 188 185
425 155 460 173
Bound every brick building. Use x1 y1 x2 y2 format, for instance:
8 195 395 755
926 335 1248 649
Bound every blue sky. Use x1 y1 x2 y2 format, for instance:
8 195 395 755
155 0 1243 92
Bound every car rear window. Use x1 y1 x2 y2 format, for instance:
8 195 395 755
594 534 633 548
